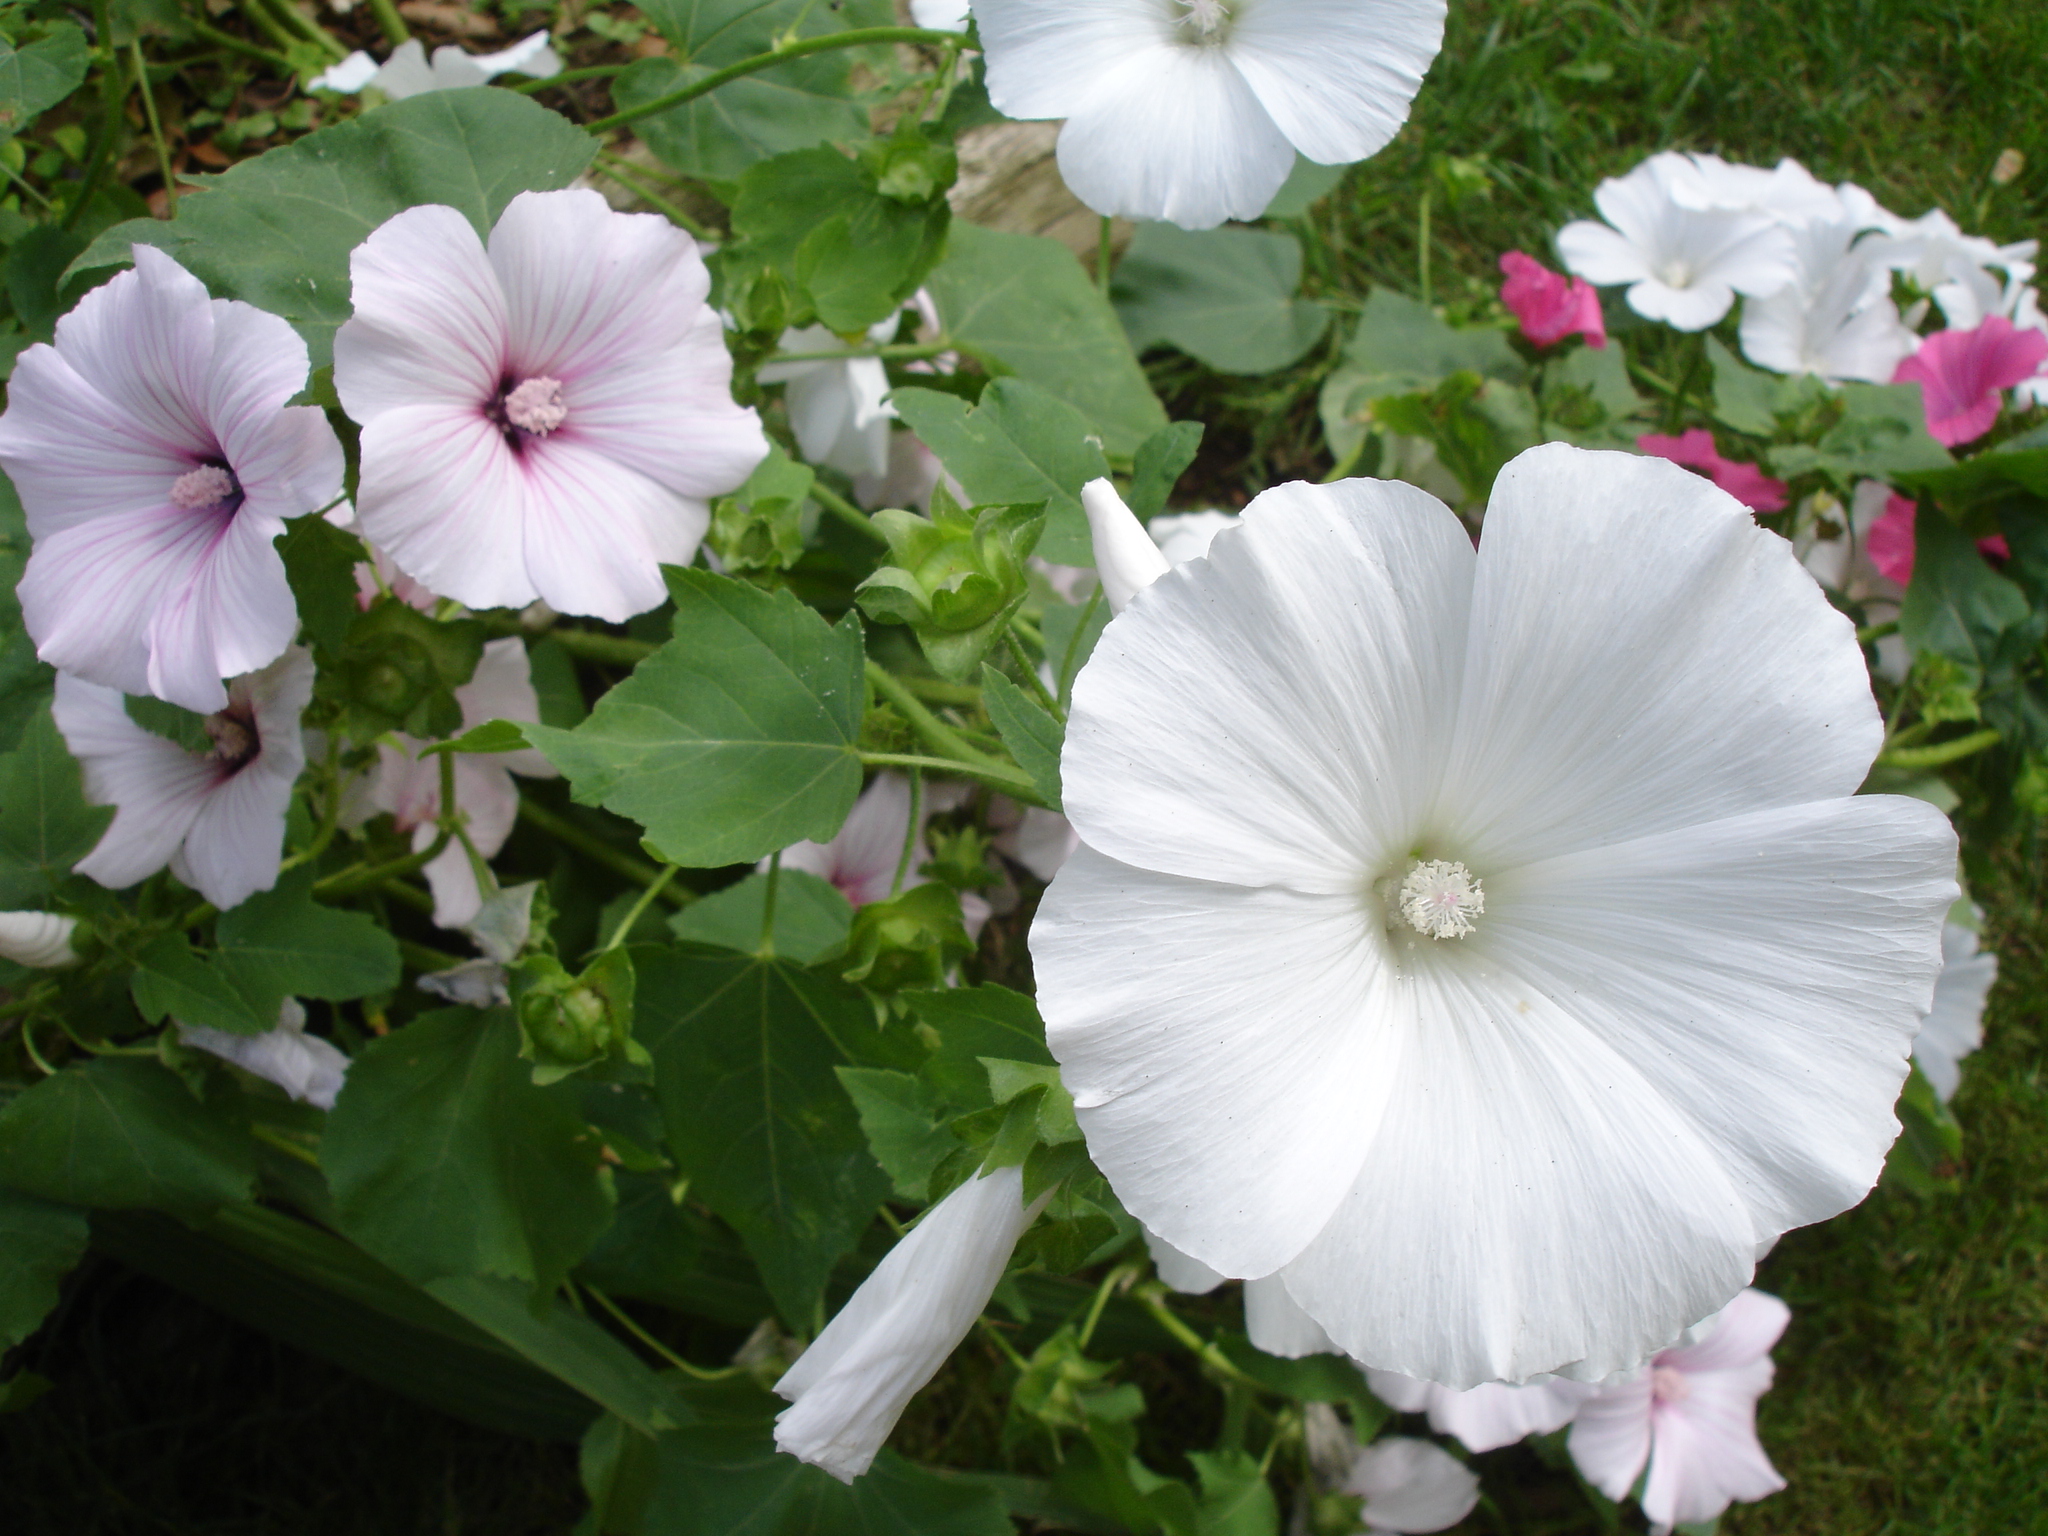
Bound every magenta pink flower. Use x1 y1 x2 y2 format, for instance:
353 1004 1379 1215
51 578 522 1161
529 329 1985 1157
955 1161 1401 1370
1892 316 2048 447
1569 1288 1790 1530
1865 494 2008 587
334 189 769 622
1499 251 1607 348
1635 428 1789 513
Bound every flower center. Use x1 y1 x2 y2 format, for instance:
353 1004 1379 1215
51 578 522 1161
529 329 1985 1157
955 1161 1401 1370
1397 859 1485 940
1174 0 1231 40
502 376 567 436
1650 1365 1692 1404
204 706 260 773
1658 259 1695 289
170 463 239 511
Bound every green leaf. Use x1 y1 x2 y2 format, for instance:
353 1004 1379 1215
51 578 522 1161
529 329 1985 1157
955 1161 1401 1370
980 666 1064 810
2 224 91 344
131 867 402 1036
1770 382 1953 482
1128 421 1206 518
668 869 853 963
0 1058 254 1213
1902 508 2031 670
982 1057 1081 1144
635 946 897 1327
893 380 1113 566
835 1065 956 1200
1542 343 1645 445
525 569 865 869
72 91 597 368
0 1188 87 1350
1114 224 1330 376
322 1008 616 1293
1319 289 1524 462
0 23 89 133
424 718 536 757
1884 1062 1963 1196
1186 1450 1281 1536
1706 336 1781 436
924 223 1168 459
123 694 213 754
1042 592 1109 707
0 704 111 906
277 511 364 658
904 983 1054 1110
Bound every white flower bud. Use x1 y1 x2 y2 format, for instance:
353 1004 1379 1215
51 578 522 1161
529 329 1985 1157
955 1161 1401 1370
180 1000 350 1111
1081 478 1169 614
0 911 81 968
774 1167 1048 1482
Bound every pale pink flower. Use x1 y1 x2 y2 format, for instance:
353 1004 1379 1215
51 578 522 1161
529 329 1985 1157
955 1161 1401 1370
1892 316 2048 447
344 638 554 929
1636 428 1788 514
1568 1288 1789 1531
1499 251 1606 348
181 998 350 1110
767 775 991 936
1864 496 2009 587
334 189 769 622
1340 1437 1481 1534
0 247 343 713
1367 1368 1600 1453
52 648 314 911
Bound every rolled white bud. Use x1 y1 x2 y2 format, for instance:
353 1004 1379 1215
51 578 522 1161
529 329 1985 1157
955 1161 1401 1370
0 911 82 968
774 1166 1049 1482
1080 478 1169 614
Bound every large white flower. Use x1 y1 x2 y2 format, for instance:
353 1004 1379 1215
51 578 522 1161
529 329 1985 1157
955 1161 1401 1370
53 648 313 911
1031 445 1957 1388
344 638 555 930
1739 217 1918 384
334 189 768 622
0 247 343 713
775 1166 1049 1481
975 0 1446 230
1914 916 1997 1103
1557 153 1798 330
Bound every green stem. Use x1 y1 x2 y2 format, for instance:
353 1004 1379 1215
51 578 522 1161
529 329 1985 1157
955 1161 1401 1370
516 800 688 900
1132 1284 1265 1392
250 1122 322 1168
604 864 680 951
364 0 410 47
250 0 348 59
130 40 177 213
811 480 888 543
595 151 715 239
757 849 782 956
581 1283 746 1380
585 28 961 134
189 17 296 72
864 661 1008 770
64 0 125 230
1417 186 1432 305
859 752 1039 798
312 828 453 900
1877 727 2002 771
900 675 981 706
279 735 345 872
1858 620 1901 645
1054 588 1103 700
232 0 302 58
771 342 958 365
1077 1263 1138 1352
19 1017 61 1075
889 767 922 898
543 628 658 667
1003 628 1063 720
1097 214 1114 298
510 63 630 93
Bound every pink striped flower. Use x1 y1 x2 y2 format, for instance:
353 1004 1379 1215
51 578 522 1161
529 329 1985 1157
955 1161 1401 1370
1499 251 1607 348
334 189 769 622
0 248 343 714
1636 428 1789 513
1892 317 2048 447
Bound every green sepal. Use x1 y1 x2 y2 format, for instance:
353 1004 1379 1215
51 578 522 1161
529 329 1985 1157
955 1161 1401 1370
512 947 648 1087
325 595 486 742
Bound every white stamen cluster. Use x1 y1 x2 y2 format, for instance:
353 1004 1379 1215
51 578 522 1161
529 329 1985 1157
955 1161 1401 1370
1398 859 1486 940
1174 0 1231 39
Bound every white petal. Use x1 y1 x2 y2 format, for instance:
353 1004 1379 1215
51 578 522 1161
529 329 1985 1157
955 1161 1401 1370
1640 1371 1784 1527
369 39 437 98
1439 445 1883 870
1556 219 1655 286
1062 476 1472 893
1149 510 1240 566
976 0 1166 119
52 674 212 889
46 247 216 456
472 30 560 79
1625 276 1739 331
1342 1438 1480 1535
457 638 556 779
1364 1369 1435 1415
1566 1374 1655 1500
334 203 508 423
1054 42 1298 228
909 0 970 31
1226 0 1445 167
1915 924 1996 1102
182 1014 351 1109
775 1167 1044 1481
0 344 195 542
1244 1274 1337 1357
309 51 379 93
1368 1371 1600 1453
0 912 81 968
1036 845 1405 1283
1081 478 1169 613
1143 1226 1226 1295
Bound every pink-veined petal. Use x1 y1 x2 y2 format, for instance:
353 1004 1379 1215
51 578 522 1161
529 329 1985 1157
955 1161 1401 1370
333 203 508 420
51 674 213 889
351 406 537 612
515 435 704 621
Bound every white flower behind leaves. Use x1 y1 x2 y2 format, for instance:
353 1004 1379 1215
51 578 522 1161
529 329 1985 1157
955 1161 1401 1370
309 31 562 97
1340 1437 1481 1534
334 189 768 623
1367 1368 1599 1454
0 247 342 713
975 0 1446 229
181 999 350 1111
1032 444 1958 1388
757 317 902 481
345 638 555 931
774 1167 1049 1481
1557 153 1798 330
54 647 314 911
1914 915 1997 1103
